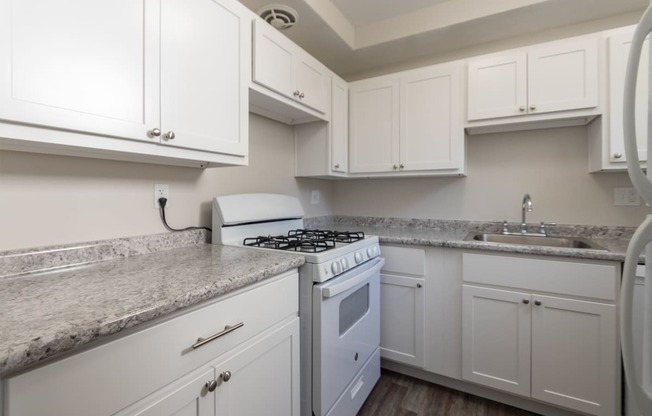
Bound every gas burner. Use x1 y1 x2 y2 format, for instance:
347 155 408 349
288 229 365 243
243 234 336 252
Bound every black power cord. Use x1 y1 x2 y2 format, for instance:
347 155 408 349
158 198 212 232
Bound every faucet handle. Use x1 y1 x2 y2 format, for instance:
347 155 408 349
539 222 557 235
502 220 509 234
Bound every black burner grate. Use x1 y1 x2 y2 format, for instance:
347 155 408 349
243 229 365 252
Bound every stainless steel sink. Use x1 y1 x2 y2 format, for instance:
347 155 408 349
464 232 607 251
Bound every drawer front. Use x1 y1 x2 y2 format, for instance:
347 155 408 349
5 272 298 416
462 252 618 301
381 245 426 276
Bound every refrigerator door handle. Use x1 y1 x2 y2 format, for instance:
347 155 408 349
624 3 652 205
621 215 652 415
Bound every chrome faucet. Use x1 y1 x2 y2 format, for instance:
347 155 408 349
521 194 533 234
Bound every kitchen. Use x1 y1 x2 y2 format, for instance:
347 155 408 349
1 0 651 415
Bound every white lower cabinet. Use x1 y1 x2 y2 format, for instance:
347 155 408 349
462 252 620 416
117 318 300 416
379 245 426 368
4 272 299 416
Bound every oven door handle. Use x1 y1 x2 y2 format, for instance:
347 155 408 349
322 257 385 299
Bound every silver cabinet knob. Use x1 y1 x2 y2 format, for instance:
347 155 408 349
299 92 305 99
529 104 537 111
534 300 542 306
519 106 526 112
523 299 530 304
293 90 300 97
393 165 398 170
221 371 232 382
399 164 405 169
164 131 175 140
148 128 161 138
206 380 217 392
416 283 422 288
614 152 623 159
334 164 340 169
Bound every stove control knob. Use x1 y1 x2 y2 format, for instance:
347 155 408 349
331 261 342 275
367 247 373 257
354 252 363 264
341 258 349 270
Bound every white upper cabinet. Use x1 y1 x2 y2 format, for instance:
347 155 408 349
252 19 329 117
294 73 348 178
0 0 156 140
467 52 527 120
467 35 600 130
159 0 248 156
349 76 400 174
589 26 648 172
349 61 465 177
0 0 250 167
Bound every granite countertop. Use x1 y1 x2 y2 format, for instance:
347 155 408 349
306 216 635 262
0 234 304 377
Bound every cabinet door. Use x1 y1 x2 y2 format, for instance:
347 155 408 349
331 75 349 173
467 52 527 120
213 318 300 416
380 274 425 367
528 37 599 115
400 63 464 171
462 285 531 396
160 0 248 156
349 76 400 173
295 54 328 114
114 368 215 416
0 0 158 142
252 19 294 100
531 295 617 416
609 30 648 164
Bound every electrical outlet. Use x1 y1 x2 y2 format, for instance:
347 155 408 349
614 187 640 206
154 184 169 208
311 190 320 205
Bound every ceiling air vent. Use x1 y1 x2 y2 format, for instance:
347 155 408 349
258 4 298 30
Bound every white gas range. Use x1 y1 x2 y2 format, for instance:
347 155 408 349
212 193 383 416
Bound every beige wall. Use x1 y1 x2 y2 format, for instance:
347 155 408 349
332 126 649 227
0 114 334 251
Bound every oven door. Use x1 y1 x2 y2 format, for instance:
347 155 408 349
312 257 384 416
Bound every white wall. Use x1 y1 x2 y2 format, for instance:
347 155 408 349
333 126 649 227
0 114 333 251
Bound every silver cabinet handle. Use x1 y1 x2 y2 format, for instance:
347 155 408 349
614 152 623 159
523 299 530 304
206 380 217 392
192 322 244 349
164 131 176 140
529 104 537 111
221 371 232 382
519 106 526 112
148 128 161 138
534 300 542 306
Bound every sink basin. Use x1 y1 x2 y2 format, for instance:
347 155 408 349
464 232 607 251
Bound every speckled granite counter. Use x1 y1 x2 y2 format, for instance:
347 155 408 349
0 232 304 376
306 216 635 263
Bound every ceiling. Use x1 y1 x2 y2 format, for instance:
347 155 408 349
239 0 649 79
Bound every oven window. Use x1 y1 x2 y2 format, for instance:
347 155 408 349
339 284 369 336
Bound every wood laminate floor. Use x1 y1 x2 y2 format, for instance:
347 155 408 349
357 370 540 416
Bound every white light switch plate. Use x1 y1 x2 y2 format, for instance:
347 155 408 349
311 190 320 205
614 187 640 206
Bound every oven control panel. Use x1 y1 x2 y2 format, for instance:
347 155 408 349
312 240 381 283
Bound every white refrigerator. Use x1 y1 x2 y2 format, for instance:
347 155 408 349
622 2 652 415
